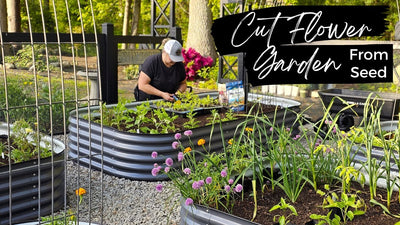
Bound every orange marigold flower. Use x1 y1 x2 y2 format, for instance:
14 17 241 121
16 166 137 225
197 138 206 146
75 187 86 196
184 147 192 153
245 127 253 132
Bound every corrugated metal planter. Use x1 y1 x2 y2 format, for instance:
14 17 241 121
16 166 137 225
68 92 301 181
0 124 65 225
179 198 260 225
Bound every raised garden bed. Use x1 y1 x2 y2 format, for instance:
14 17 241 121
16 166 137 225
0 123 65 225
68 92 301 181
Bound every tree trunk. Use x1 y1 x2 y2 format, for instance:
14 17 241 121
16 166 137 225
6 0 21 32
122 0 132 49
130 0 141 49
186 0 217 61
0 0 7 32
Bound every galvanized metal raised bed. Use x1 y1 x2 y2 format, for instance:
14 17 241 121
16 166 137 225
179 198 260 225
68 92 301 181
0 124 65 225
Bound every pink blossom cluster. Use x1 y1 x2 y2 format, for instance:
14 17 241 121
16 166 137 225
182 48 213 81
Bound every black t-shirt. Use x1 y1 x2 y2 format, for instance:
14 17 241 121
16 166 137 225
135 53 186 101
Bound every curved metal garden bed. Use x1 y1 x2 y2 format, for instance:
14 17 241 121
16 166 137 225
68 92 301 181
179 198 260 225
0 124 65 225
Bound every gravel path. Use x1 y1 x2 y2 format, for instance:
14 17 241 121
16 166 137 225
58 135 182 225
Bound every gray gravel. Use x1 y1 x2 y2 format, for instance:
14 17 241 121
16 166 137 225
58 135 181 225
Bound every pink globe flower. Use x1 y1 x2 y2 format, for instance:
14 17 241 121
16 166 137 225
184 130 193 136
224 185 231 192
172 141 179 149
178 152 184 161
220 170 227 178
165 158 173 167
183 168 191 175
156 184 163 192
151 167 160 177
164 167 170 173
192 181 200 190
228 179 234 184
151 151 158 159
234 184 243 193
206 177 212 184
185 198 194 206
174 133 182 140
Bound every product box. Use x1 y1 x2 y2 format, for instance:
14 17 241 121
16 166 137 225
218 81 245 112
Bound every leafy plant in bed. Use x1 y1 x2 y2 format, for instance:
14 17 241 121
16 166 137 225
0 119 65 224
89 93 245 134
151 91 223 116
151 98 400 225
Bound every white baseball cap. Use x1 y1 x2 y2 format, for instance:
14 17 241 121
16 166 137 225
163 40 184 62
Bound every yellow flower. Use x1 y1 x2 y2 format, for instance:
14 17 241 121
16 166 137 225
29 82 33 85
25 128 33 133
174 100 181 105
228 139 233 145
245 127 253 132
24 81 28 85
75 187 86 196
197 138 205 146
184 147 192 153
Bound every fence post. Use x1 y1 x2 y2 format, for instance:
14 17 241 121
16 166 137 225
101 23 118 104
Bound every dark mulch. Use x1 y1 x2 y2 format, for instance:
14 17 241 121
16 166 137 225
231 181 400 225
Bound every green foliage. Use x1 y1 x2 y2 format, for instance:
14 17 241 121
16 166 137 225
183 111 200 129
0 74 84 134
123 65 140 80
5 45 58 72
270 198 298 225
0 119 51 165
311 184 366 225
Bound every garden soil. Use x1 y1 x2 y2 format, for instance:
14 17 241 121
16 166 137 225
231 181 400 225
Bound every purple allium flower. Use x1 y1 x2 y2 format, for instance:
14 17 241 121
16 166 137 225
185 198 194 206
269 127 273 132
220 170 227 177
192 181 200 190
156 184 163 192
225 185 231 192
228 179 234 185
332 127 337 134
151 151 158 159
151 167 160 177
286 127 290 132
293 134 301 140
164 167 170 173
206 177 212 184
184 130 193 136
183 168 191 175
174 133 182 140
298 168 302 172
198 180 205 187
154 163 158 168
172 141 179 149
178 152 184 161
165 158 173 167
235 184 243 193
